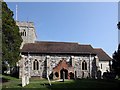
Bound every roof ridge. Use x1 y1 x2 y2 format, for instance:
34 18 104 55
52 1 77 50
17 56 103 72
35 41 79 44
94 48 102 50
78 44 91 46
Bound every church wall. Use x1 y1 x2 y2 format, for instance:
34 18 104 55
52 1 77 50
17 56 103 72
19 54 97 79
99 61 110 76
73 55 96 78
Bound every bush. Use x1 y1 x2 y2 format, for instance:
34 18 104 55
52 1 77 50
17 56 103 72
103 71 116 80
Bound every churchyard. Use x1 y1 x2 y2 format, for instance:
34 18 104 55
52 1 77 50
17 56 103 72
1 74 120 89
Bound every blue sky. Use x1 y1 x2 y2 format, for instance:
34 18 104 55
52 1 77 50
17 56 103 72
6 2 118 57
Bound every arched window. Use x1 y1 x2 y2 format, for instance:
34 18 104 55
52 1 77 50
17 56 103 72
22 32 24 36
20 32 24 36
82 60 87 70
33 59 39 70
23 30 26 36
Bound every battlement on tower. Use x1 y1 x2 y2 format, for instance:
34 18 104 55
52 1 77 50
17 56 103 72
16 21 34 28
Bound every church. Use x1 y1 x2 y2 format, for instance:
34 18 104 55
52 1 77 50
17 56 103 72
16 21 112 80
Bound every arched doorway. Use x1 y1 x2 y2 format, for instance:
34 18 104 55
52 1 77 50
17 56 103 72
69 72 74 79
60 68 68 79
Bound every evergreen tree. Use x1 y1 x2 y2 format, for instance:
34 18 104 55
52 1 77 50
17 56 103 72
112 44 120 77
0 1 2 73
2 2 22 67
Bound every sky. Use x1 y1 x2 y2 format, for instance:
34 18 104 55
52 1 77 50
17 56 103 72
6 2 118 57
4 0 120 2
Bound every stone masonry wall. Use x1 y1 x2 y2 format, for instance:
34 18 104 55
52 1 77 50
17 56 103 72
19 54 98 79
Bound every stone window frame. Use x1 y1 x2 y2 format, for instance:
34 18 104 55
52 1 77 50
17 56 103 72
20 29 26 36
82 60 87 70
33 59 39 70
23 29 26 36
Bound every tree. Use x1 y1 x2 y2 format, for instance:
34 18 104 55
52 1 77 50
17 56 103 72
112 44 120 77
2 2 22 68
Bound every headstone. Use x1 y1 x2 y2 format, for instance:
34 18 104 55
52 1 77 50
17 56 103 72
97 70 101 79
26 75 29 85
63 71 65 82
22 75 26 87
82 71 84 78
47 75 51 86
21 56 30 87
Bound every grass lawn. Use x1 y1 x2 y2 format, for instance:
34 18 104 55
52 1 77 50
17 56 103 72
1 74 120 89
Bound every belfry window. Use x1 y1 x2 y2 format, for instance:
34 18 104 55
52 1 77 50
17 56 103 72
82 60 87 70
23 30 26 36
20 31 26 36
33 59 39 70
20 32 23 36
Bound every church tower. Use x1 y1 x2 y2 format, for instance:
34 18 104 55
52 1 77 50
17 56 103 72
16 21 37 49
15 5 36 49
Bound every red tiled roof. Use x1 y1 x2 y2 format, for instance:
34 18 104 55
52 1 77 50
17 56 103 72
21 41 112 61
94 48 112 61
21 41 94 54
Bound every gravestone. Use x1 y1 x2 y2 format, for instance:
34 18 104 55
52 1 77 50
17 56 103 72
21 56 30 87
22 75 26 87
97 70 101 79
26 74 29 85
63 71 65 82
47 74 51 86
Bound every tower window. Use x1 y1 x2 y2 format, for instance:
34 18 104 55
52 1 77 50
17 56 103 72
82 60 87 70
20 31 25 36
33 59 39 70
23 30 26 36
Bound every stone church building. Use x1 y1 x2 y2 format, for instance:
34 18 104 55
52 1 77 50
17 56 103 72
16 21 112 80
